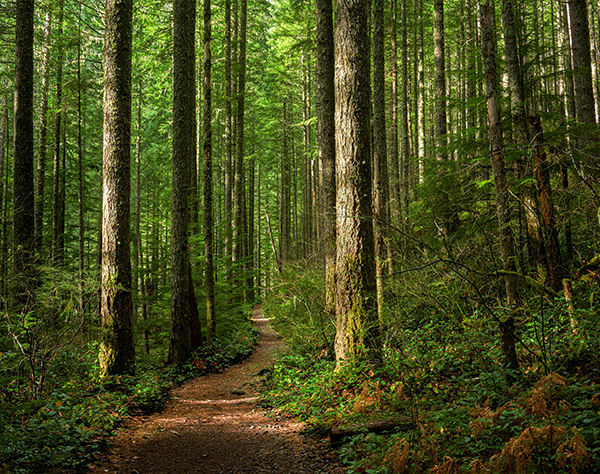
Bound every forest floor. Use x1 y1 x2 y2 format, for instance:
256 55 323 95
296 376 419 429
87 305 345 474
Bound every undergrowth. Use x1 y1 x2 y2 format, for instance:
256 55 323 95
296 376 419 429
0 315 258 474
261 260 600 474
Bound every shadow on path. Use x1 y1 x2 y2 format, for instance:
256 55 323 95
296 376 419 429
87 305 345 474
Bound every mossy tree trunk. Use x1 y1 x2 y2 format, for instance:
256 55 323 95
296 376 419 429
100 0 135 377
52 0 65 266
373 0 388 314
13 0 35 308
315 0 335 314
169 0 196 365
568 0 596 124
334 0 378 365
203 0 216 341
35 8 51 255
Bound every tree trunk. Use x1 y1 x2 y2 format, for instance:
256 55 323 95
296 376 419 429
100 0 135 376
528 116 563 293
203 0 216 341
481 0 519 372
334 0 378 364
279 101 291 262
256 162 262 297
0 94 7 297
2 103 8 297
315 0 336 313
224 0 233 277
433 0 455 234
133 78 142 325
77 0 85 319
35 9 51 255
52 0 65 266
13 0 35 308
569 0 596 124
247 121 255 301
169 0 196 365
302 54 312 258
373 0 388 313
500 0 544 275
388 0 400 228
233 0 247 292
416 0 425 189
400 0 410 222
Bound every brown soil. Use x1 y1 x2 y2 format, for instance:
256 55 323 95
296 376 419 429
87 305 346 474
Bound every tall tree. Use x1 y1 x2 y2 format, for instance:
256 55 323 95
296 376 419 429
279 101 292 261
433 0 454 234
373 0 388 311
77 0 85 317
388 0 400 227
99 0 135 376
568 0 596 124
315 0 335 312
35 7 51 254
51 0 65 265
334 0 378 364
481 0 519 371
500 0 542 273
0 90 6 297
399 0 410 219
169 0 196 365
224 0 233 275
203 0 216 341
13 0 35 306
233 0 247 280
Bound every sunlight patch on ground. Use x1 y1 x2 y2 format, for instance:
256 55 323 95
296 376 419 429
177 397 259 405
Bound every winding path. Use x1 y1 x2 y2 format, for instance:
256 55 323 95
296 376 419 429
88 305 345 474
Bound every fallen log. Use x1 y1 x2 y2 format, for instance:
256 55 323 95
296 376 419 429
329 416 415 443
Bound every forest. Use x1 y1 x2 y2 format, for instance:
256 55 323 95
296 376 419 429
1 0 600 472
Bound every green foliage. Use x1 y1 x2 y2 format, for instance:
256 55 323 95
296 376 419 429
264 263 335 358
0 305 259 474
261 250 600 474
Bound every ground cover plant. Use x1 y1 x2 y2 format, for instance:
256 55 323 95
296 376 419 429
0 285 258 474
262 253 600 474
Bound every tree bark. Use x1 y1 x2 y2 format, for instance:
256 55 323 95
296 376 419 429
334 0 378 364
400 0 410 222
500 0 544 275
433 0 455 234
203 0 216 341
100 0 135 376
169 0 196 365
233 0 247 279
224 0 233 276
52 0 65 266
13 0 35 307
1 104 8 297
0 94 7 297
388 0 400 228
279 101 292 262
35 8 51 255
373 0 388 313
569 0 596 124
528 116 563 293
77 0 85 319
481 0 519 371
315 0 335 313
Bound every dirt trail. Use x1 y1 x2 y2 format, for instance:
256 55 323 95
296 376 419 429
88 305 345 474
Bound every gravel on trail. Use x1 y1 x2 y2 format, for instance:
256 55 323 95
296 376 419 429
87 305 346 474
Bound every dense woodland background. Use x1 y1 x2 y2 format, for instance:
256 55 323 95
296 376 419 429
1 0 600 472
